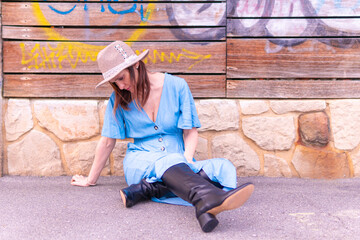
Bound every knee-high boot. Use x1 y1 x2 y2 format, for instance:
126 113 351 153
162 163 254 233
120 179 169 208
120 170 223 208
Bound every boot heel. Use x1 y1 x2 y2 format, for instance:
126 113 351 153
197 213 219 233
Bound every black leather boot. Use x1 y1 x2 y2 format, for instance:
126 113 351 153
162 163 254 233
197 169 223 189
120 169 223 208
120 179 169 208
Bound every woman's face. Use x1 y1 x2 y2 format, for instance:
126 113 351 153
110 63 139 93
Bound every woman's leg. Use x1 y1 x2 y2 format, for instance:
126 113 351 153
120 169 224 208
162 163 254 233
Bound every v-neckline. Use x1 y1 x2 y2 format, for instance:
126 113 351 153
142 73 167 124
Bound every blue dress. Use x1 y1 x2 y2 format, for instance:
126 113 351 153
102 73 237 205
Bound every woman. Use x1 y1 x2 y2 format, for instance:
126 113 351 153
71 41 254 232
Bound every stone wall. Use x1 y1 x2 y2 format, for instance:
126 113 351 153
3 98 360 179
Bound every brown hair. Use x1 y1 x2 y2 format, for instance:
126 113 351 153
109 60 150 113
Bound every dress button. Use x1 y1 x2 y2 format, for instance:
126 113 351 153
158 138 163 142
161 146 165 151
154 126 158 130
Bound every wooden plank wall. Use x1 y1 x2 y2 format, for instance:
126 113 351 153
2 0 360 98
227 0 360 98
2 1 226 98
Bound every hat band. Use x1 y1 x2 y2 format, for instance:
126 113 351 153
102 55 138 80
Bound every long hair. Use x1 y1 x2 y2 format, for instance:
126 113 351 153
109 60 150 113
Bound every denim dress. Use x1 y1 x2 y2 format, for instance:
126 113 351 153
101 73 237 205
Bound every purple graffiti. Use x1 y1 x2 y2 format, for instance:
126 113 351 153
228 0 360 48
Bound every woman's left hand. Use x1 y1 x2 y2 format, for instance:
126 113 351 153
71 175 96 187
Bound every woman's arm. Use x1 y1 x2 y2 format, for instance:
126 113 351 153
183 127 198 163
71 136 116 187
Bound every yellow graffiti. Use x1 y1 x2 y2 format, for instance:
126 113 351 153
21 42 210 70
27 2 211 70
127 4 156 45
140 49 212 70
20 42 100 70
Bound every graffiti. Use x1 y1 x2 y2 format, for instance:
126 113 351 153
228 0 360 49
46 1 151 22
20 42 211 70
315 0 360 12
24 2 212 70
140 49 212 70
20 43 100 70
34 1 226 42
19 0 360 71
166 4 226 41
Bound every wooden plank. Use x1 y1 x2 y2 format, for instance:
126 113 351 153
18 0 222 2
227 38 360 79
227 0 360 18
227 80 360 98
228 18 360 37
3 26 226 41
3 2 226 27
3 74 225 98
0 1 3 177
3 41 225 74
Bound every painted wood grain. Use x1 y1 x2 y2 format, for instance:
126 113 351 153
227 80 360 98
227 18 360 37
2 2 226 27
227 0 360 18
3 26 226 41
3 41 225 74
3 74 225 98
227 38 360 78
0 2 3 177
19 0 222 2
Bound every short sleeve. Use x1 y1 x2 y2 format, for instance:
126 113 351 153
101 92 126 139
177 79 201 129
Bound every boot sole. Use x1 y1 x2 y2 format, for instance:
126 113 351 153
207 183 254 216
119 190 128 208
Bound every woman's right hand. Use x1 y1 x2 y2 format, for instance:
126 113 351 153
71 175 96 187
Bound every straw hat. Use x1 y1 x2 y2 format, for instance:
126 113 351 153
95 41 149 88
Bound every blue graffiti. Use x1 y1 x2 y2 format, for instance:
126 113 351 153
334 0 360 10
315 0 360 12
107 3 137 14
44 0 150 21
48 4 77 15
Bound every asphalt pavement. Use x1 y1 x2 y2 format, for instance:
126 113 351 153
1 176 360 240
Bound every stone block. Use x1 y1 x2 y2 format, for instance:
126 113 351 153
112 141 129 176
298 112 330 147
242 116 296 151
329 100 360 150
5 99 33 141
270 100 326 114
350 150 360 177
98 100 108 128
34 100 100 141
194 137 208 160
212 133 260 176
292 145 350 179
264 154 292 177
196 100 239 132
240 100 269 115
63 141 110 176
7 130 63 176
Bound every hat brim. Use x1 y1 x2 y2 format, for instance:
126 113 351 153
95 49 149 89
